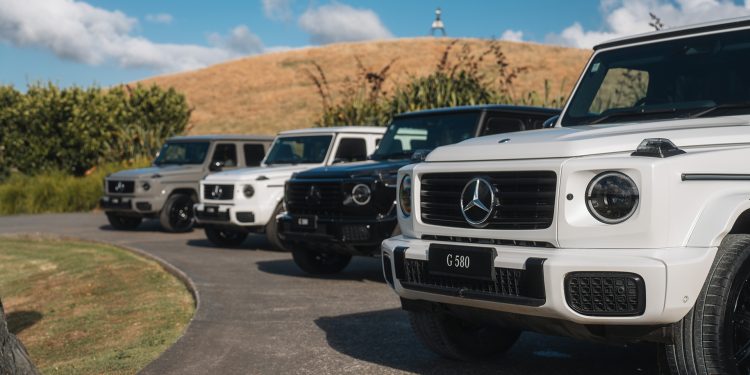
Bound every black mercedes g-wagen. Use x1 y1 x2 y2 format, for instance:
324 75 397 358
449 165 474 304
278 105 560 274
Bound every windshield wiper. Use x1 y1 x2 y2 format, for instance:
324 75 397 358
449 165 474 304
689 101 750 118
588 107 679 125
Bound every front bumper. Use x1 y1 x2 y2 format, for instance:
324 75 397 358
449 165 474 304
278 213 397 255
193 202 260 228
382 235 717 325
100 195 163 215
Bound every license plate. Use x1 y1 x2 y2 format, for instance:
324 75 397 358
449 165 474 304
428 244 496 281
293 215 316 230
205 206 218 214
112 198 120 204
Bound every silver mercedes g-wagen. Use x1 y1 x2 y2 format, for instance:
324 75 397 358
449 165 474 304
101 134 273 232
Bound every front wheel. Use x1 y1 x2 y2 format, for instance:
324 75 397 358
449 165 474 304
106 212 142 230
204 226 248 248
264 203 287 251
160 194 195 233
409 310 520 361
661 234 750 374
291 249 351 274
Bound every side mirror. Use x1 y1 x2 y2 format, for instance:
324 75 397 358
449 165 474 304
411 149 430 163
543 115 560 129
209 161 224 172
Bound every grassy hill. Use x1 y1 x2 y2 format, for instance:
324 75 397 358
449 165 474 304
142 38 591 136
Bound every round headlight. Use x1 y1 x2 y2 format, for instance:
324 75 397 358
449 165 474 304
399 175 412 216
586 172 639 224
142 182 151 191
352 184 371 205
243 184 255 198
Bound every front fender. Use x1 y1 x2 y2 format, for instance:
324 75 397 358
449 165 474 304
686 191 750 247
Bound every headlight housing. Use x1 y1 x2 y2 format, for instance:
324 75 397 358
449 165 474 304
399 175 412 217
243 184 255 198
351 184 371 205
586 171 639 224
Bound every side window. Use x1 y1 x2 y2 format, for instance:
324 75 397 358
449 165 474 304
481 117 526 136
211 144 238 168
334 138 368 163
243 143 266 167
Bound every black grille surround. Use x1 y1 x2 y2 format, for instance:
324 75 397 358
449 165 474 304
285 180 345 216
108 180 135 194
420 171 557 230
203 184 234 200
565 272 646 316
392 248 546 307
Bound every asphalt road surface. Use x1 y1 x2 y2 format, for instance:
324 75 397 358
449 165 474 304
0 213 659 374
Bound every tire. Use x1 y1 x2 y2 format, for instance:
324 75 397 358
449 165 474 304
204 226 248 248
661 234 750 375
409 310 520 361
106 212 142 230
159 193 195 233
264 203 287 251
291 249 351 274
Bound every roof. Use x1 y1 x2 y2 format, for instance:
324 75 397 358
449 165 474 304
278 126 386 135
167 134 275 142
394 104 560 119
594 16 750 51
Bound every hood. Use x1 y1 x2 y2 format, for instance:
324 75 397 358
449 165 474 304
202 164 318 183
108 165 202 180
427 116 750 162
294 159 411 179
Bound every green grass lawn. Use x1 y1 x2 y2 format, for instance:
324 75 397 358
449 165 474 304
0 236 194 374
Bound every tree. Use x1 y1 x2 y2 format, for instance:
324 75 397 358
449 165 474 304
0 298 38 375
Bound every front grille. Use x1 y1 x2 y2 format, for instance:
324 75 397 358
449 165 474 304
108 180 135 194
565 272 645 316
404 259 523 297
203 184 234 200
421 234 555 248
420 171 557 230
286 181 343 215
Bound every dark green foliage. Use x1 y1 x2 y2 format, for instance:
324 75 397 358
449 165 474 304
308 40 561 127
0 83 190 177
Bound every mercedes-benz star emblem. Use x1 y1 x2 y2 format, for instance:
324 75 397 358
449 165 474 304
211 185 223 199
114 181 125 193
305 185 321 204
460 177 497 227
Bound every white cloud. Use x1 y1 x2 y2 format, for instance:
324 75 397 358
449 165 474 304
298 3 393 44
145 13 173 24
263 0 293 21
547 0 750 49
209 25 264 54
500 29 524 42
0 0 266 72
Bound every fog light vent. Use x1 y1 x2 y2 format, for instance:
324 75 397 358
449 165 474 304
565 272 645 316
236 212 255 223
341 225 370 242
382 255 394 286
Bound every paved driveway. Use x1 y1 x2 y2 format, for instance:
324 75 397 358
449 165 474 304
0 213 657 374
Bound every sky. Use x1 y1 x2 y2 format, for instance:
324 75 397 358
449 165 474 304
2 0 750 88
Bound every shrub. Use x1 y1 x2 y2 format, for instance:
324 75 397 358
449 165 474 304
0 158 151 215
307 40 552 127
0 83 189 178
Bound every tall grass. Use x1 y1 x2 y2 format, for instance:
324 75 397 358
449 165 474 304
0 158 150 215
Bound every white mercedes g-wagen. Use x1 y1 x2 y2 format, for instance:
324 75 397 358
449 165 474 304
194 126 384 249
383 17 750 373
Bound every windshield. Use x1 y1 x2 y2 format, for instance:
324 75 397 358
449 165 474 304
563 28 750 126
371 112 480 160
154 142 209 166
264 135 333 165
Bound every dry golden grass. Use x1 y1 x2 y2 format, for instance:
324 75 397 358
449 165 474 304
142 38 591 136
